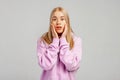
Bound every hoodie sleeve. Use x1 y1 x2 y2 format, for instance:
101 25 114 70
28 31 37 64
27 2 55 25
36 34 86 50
59 37 82 71
37 38 59 70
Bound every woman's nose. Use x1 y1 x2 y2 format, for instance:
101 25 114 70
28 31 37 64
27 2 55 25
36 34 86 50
56 20 61 25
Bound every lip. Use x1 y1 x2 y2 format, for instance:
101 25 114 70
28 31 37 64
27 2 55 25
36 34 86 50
56 26 62 29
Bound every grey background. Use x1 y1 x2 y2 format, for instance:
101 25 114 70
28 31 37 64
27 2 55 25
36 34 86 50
0 0 120 80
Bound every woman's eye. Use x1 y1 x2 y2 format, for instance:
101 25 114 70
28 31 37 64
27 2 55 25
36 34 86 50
61 18 65 21
52 18 57 21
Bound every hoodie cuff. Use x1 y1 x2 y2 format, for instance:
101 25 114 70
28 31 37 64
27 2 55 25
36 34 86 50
59 37 69 46
51 38 59 46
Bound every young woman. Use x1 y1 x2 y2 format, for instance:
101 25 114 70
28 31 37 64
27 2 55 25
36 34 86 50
37 7 82 80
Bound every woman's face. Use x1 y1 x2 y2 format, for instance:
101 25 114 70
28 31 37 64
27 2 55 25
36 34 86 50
51 11 67 34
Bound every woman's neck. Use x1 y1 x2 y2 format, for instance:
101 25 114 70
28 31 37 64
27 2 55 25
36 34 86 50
58 33 62 38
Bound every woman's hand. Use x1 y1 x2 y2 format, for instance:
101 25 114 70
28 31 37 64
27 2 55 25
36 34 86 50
61 24 68 38
51 24 59 38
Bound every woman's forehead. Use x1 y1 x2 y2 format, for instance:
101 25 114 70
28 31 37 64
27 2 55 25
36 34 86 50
52 11 65 17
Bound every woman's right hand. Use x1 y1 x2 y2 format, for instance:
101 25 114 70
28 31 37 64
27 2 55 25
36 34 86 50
51 24 58 38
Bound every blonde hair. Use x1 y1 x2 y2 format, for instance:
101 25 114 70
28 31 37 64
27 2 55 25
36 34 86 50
42 7 74 50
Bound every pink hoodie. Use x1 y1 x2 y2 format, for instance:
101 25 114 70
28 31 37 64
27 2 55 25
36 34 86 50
37 34 82 80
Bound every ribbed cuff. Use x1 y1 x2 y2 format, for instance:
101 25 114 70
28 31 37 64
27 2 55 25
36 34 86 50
59 37 69 46
52 38 59 46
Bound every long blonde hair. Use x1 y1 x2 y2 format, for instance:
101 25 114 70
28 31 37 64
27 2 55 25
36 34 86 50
42 7 74 50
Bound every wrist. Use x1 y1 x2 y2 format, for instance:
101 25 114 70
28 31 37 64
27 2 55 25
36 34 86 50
61 34 66 38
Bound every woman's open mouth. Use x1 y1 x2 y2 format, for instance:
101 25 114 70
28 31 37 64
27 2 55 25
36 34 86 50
56 26 62 30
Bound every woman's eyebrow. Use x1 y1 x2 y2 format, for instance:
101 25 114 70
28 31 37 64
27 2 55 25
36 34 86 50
52 16 65 19
61 16 65 18
52 16 56 18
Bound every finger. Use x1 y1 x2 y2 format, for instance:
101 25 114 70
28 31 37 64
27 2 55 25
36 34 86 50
51 24 56 34
51 24 58 38
50 24 54 33
51 24 55 32
64 24 67 32
63 24 68 36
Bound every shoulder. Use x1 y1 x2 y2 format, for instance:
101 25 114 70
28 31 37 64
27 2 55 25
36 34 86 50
37 32 48 47
37 32 47 42
37 37 44 46
72 33 82 43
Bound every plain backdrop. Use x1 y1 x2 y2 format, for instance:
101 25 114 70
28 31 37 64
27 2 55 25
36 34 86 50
0 0 120 80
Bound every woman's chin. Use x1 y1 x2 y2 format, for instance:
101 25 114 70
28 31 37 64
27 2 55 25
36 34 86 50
57 31 63 34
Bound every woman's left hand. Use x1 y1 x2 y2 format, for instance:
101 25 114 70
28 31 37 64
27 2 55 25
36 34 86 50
61 24 68 38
